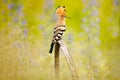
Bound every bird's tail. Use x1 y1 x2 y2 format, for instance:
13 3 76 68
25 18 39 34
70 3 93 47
49 42 54 53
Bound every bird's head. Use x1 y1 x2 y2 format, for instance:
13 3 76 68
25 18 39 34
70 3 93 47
56 6 69 19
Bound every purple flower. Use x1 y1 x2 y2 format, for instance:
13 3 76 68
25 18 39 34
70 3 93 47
91 9 99 16
84 27 90 33
39 15 45 20
38 25 44 30
14 17 19 22
53 14 57 21
23 29 28 38
44 0 54 10
91 21 96 27
22 20 27 26
114 1 119 5
81 18 87 22
113 32 118 37
17 5 23 16
8 4 13 9
90 0 97 6
94 9 99 16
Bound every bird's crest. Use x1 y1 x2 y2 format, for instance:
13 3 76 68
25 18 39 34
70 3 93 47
56 6 67 17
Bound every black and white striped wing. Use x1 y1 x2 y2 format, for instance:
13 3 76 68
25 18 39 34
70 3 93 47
53 25 66 42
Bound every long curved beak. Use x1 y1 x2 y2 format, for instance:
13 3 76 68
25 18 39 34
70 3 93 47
65 16 71 19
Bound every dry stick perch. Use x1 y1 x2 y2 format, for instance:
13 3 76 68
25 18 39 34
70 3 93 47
54 39 79 80
55 42 60 80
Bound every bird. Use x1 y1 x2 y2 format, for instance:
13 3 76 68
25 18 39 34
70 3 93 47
49 6 70 53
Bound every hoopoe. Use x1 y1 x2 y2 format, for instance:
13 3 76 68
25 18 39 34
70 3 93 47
49 6 70 53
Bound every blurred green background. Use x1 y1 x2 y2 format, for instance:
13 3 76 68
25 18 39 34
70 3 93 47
0 0 120 80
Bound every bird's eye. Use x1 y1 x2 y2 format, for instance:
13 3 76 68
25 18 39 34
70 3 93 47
64 9 67 12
